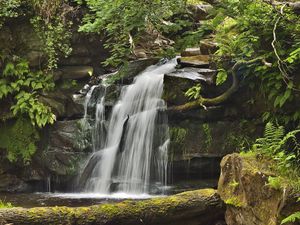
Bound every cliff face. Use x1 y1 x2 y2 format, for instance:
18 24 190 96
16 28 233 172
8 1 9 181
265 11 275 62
218 153 300 225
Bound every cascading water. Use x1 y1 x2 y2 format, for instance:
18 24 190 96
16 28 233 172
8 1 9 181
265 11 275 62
80 59 176 195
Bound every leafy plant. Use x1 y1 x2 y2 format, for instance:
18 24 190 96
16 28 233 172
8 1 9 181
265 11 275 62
0 200 13 208
216 69 228 86
0 117 39 163
0 0 22 28
183 0 300 124
281 212 300 224
77 0 188 66
252 122 300 191
282 197 300 224
185 84 202 100
0 55 56 127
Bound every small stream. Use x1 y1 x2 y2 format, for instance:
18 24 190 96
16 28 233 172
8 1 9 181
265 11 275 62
0 178 217 208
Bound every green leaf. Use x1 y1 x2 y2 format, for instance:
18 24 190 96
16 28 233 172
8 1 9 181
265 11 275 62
216 69 228 86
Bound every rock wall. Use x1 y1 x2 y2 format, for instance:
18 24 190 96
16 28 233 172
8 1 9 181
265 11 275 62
164 53 264 185
0 16 108 192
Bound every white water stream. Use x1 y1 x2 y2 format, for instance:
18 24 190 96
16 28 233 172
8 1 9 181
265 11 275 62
81 59 176 194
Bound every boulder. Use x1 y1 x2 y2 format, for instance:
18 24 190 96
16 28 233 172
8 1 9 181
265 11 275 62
218 153 300 225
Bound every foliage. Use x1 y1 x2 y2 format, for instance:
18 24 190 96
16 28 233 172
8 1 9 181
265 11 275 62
185 84 202 100
31 16 72 70
180 0 300 124
281 198 300 224
0 200 13 208
202 123 212 148
216 69 228 86
251 122 300 191
0 55 56 127
0 0 74 70
0 117 39 163
170 127 187 144
30 0 73 70
77 0 188 66
0 0 21 28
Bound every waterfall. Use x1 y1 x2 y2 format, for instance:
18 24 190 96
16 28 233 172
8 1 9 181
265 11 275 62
81 59 176 194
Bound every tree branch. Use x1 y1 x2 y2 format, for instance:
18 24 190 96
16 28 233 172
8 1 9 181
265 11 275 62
168 58 263 112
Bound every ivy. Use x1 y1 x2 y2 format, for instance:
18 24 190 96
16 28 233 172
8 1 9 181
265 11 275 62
0 0 22 28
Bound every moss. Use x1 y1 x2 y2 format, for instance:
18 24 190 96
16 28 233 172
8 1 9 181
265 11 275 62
0 189 221 224
170 127 187 144
202 123 212 149
0 117 39 163
224 196 244 208
0 200 13 208
229 180 239 189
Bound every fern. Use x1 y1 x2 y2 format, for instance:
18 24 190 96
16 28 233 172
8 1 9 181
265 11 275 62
253 122 284 154
281 212 300 224
253 122 300 155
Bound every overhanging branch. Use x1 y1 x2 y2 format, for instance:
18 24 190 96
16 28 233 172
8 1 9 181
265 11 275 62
168 58 263 112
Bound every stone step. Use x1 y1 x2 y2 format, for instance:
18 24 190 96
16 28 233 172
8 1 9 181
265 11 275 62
181 48 201 57
54 66 94 80
200 39 218 55
177 55 211 68
165 67 216 84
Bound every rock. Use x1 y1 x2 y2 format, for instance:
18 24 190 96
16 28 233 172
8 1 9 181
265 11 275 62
0 174 28 192
109 58 160 84
181 48 201 57
56 66 93 80
0 189 225 225
59 57 93 66
172 155 222 182
177 55 210 68
26 51 45 67
37 120 91 177
39 90 83 119
218 153 300 225
133 46 148 59
188 4 214 21
166 67 216 84
200 39 218 54
71 45 90 56
169 121 262 161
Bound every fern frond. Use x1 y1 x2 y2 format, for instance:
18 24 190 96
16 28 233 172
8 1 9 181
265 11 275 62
281 212 300 224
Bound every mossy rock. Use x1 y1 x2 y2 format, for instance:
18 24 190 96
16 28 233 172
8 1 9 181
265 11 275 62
218 153 300 225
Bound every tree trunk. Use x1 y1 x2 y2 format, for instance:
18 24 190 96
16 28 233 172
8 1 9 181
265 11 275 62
0 189 225 225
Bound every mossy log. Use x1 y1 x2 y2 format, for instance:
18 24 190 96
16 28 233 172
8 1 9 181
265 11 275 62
0 189 225 225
